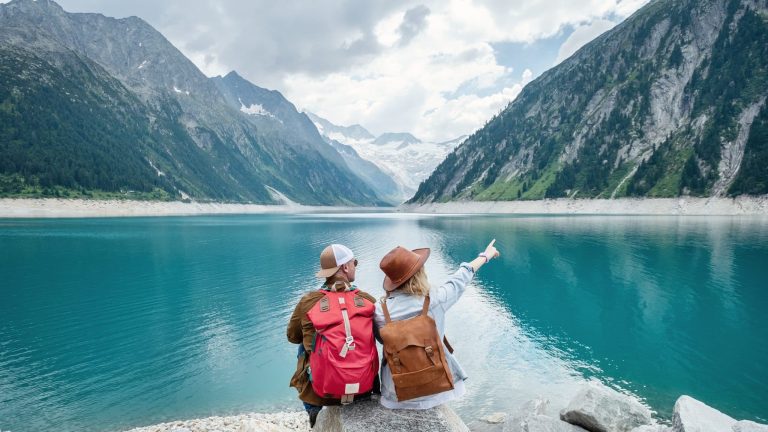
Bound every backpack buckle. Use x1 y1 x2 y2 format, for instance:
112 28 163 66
339 336 356 358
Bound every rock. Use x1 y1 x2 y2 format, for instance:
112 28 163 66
468 419 505 432
468 413 508 432
631 425 673 432
503 399 587 432
503 398 552 432
672 396 736 432
486 413 508 424
733 420 768 432
238 419 294 432
506 415 589 432
559 381 652 432
313 398 469 432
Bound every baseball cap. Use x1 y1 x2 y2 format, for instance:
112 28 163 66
316 244 355 278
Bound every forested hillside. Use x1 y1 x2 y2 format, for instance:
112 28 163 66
410 0 768 203
0 0 384 205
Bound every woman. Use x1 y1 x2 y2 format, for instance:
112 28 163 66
374 239 500 409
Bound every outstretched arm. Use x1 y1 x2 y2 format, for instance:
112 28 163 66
431 239 501 311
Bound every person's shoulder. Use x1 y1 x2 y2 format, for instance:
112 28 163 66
296 290 325 310
355 289 378 304
300 290 324 301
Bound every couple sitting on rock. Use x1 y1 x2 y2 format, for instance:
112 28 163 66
287 240 500 427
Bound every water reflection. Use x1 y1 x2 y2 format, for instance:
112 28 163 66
418 215 768 421
1 215 766 431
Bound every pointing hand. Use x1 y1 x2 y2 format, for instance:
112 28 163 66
484 239 500 260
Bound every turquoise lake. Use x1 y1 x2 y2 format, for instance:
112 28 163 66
1 213 767 431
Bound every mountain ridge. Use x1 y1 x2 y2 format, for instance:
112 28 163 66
0 0 386 205
308 113 466 202
410 0 768 204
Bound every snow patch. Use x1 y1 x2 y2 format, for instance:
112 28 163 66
173 86 190 96
312 117 464 200
137 60 148 70
238 98 281 122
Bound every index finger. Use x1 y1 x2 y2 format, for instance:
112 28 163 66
488 239 496 248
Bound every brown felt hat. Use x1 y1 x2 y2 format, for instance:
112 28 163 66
380 246 430 292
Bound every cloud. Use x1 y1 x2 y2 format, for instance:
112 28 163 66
48 0 649 141
555 18 618 64
397 5 431 46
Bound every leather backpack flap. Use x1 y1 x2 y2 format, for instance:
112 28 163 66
381 316 442 371
379 297 455 402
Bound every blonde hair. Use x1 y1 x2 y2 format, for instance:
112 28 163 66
397 267 430 297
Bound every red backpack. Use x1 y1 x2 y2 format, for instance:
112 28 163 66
306 288 379 404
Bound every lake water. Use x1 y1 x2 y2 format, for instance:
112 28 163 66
1 213 767 431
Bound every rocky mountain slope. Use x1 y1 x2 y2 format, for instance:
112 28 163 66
0 0 384 205
410 0 768 203
307 112 465 201
324 138 402 204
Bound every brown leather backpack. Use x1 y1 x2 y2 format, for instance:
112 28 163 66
379 294 454 401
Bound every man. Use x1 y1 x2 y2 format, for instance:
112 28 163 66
287 244 378 427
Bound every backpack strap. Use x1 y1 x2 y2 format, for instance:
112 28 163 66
421 294 431 316
328 281 351 292
443 335 454 354
338 295 356 358
381 297 392 324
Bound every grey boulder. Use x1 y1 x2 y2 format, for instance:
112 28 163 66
313 398 469 432
504 399 587 432
631 426 673 432
503 398 551 432
672 395 736 432
507 415 589 432
732 420 768 432
468 413 507 432
559 381 652 432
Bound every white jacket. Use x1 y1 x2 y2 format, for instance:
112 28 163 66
373 263 475 409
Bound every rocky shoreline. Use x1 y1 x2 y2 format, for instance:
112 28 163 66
120 382 767 432
401 196 768 215
2 196 768 218
0 198 377 218
121 411 310 432
464 381 768 432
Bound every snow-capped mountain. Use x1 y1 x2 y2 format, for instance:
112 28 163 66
307 113 466 201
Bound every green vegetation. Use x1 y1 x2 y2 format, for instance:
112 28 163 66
410 0 768 203
0 47 177 199
728 103 768 195
682 5 768 194
0 173 173 200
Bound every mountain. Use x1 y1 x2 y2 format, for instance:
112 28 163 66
308 113 465 201
324 138 402 204
373 133 420 146
410 0 768 203
0 0 384 205
306 112 375 142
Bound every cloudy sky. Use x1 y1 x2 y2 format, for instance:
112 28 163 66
47 0 648 141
